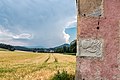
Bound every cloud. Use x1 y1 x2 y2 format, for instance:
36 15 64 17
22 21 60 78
0 0 76 47
65 16 77 28
0 26 13 39
63 29 70 44
62 16 77 44
0 26 32 40
13 33 32 39
0 26 32 46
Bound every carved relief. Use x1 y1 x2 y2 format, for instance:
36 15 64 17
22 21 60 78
77 38 103 57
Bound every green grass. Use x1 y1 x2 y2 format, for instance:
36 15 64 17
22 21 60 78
0 68 15 73
62 53 76 56
0 48 8 51
0 51 76 80
51 70 75 80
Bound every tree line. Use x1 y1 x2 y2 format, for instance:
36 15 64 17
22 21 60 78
0 43 15 51
54 40 76 53
0 39 77 54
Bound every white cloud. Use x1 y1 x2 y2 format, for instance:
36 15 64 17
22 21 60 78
0 26 32 40
65 16 77 28
66 20 76 28
13 33 32 39
63 29 70 44
0 26 13 38
0 26 32 46
62 16 76 44
0 39 28 46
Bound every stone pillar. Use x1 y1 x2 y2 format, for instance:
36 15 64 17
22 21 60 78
76 0 120 80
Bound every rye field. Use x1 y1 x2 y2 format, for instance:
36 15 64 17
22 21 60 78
0 51 76 80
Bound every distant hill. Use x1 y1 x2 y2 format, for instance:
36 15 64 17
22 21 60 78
54 44 70 53
54 44 70 49
26 46 44 48
14 46 32 52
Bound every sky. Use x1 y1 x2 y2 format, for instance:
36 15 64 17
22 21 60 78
0 0 77 48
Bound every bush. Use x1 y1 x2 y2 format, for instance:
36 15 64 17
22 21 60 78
51 70 75 80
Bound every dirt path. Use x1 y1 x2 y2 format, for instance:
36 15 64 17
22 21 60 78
45 53 58 63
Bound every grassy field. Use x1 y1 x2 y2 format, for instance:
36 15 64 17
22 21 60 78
0 51 76 80
0 48 8 51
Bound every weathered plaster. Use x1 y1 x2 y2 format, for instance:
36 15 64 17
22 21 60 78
78 0 103 17
76 0 120 80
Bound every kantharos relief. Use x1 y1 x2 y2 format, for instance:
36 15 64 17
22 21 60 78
77 38 103 57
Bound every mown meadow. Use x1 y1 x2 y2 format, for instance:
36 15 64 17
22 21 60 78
0 50 76 80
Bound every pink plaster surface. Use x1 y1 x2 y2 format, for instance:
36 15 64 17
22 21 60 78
77 0 120 80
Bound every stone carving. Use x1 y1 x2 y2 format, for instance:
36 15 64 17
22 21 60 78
77 38 103 57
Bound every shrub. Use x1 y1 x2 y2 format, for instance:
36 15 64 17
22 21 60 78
51 70 75 80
